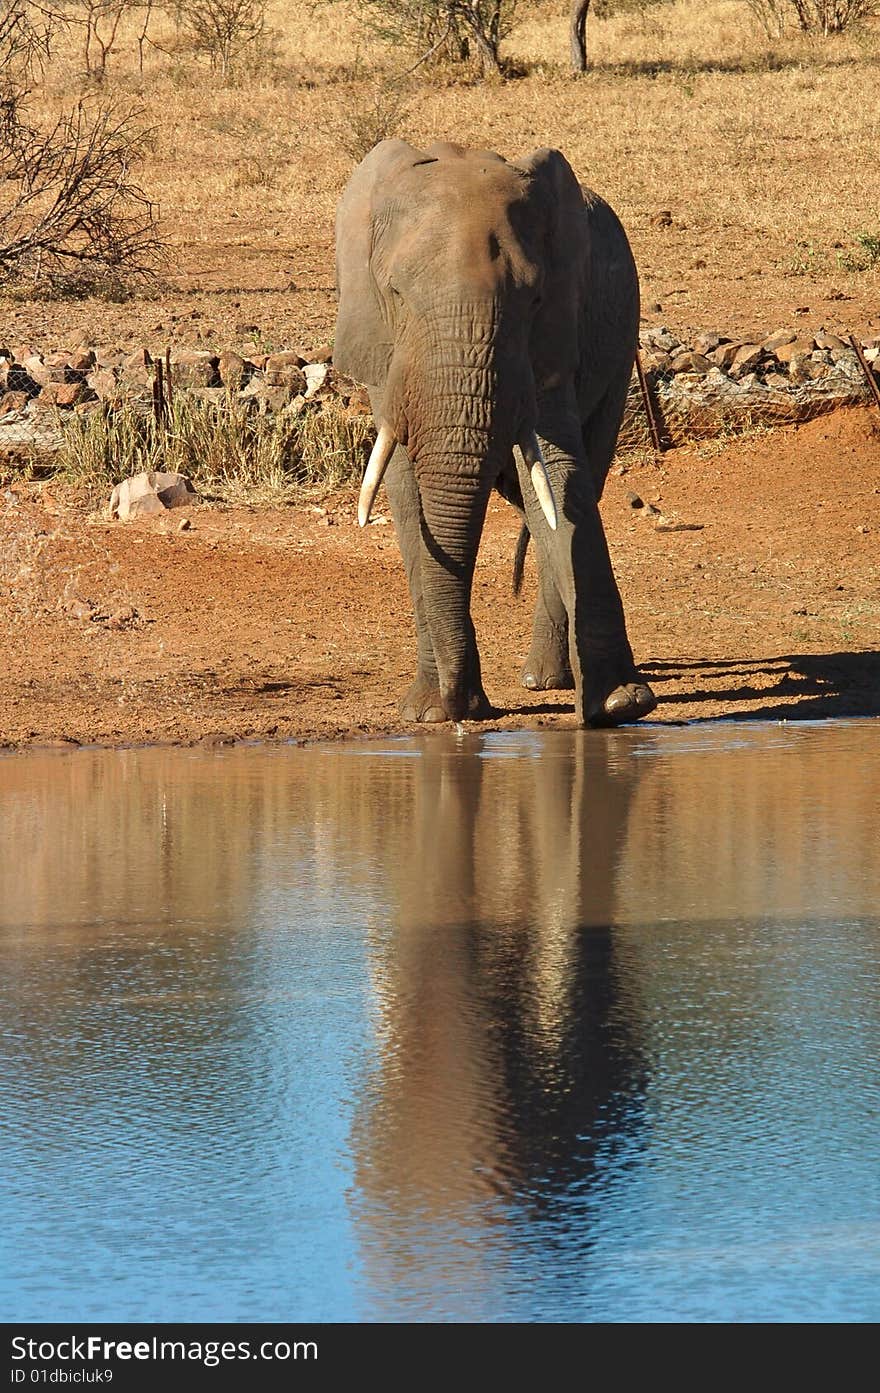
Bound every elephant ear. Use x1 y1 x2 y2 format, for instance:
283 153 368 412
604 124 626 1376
334 139 421 389
513 148 590 389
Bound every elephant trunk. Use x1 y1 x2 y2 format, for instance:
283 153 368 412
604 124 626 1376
416 436 498 721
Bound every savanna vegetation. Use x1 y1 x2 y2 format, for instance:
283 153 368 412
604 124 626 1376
2 0 879 494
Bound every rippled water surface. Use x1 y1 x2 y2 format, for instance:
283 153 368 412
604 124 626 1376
2 722 879 1322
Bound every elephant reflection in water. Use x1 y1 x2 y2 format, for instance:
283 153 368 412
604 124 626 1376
345 734 651 1308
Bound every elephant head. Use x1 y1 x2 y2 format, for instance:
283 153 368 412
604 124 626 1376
335 140 655 727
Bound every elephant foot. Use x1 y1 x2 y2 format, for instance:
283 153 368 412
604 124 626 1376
399 678 492 724
586 681 657 728
522 662 575 692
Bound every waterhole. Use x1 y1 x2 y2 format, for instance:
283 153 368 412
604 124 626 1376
1 722 878 1321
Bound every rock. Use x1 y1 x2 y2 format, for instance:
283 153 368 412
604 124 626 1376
814 332 847 353
218 350 248 390
0 390 29 416
107 605 138 629
311 343 334 364
4 364 41 397
671 351 713 374
66 599 95 621
861 346 878 364
649 210 673 227
178 517 192 532
640 350 673 374
303 362 330 397
125 347 153 371
789 352 819 383
708 341 743 372
188 386 227 406
265 353 307 393
87 367 120 400
693 331 722 354
240 379 291 412
170 351 220 388
68 348 96 373
109 471 200 521
235 321 260 338
641 326 680 353
763 372 791 390
775 336 815 365
39 381 92 408
729 344 764 378
95 348 127 369
762 329 797 353
21 354 51 387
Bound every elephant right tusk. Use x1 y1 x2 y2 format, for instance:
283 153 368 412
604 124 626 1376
518 431 558 531
358 424 397 527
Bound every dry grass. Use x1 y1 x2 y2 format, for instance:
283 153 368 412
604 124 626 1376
3 1 879 352
55 394 373 503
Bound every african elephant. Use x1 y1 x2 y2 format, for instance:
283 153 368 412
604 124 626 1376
334 140 656 726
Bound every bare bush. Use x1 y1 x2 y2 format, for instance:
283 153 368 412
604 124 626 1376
176 0 267 77
744 0 880 35
320 77 412 163
0 95 161 289
360 0 518 76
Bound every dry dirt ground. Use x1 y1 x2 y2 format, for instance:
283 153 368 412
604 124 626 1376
2 406 878 749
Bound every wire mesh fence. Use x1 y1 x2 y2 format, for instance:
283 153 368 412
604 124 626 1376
617 327 880 456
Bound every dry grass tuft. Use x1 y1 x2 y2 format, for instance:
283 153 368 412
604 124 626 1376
56 395 374 504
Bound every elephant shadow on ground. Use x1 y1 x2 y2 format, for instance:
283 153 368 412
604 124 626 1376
641 650 880 721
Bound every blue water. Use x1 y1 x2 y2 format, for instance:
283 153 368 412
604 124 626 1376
1 722 878 1322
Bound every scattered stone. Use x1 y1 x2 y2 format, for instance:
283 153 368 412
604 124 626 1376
693 331 722 354
310 343 333 364
109 471 200 521
218 350 248 390
729 344 764 378
775 336 815 365
762 329 797 352
178 517 192 532
66 599 95 620
39 381 92 408
0 391 29 416
708 341 743 371
170 351 220 388
303 362 330 398
649 210 673 227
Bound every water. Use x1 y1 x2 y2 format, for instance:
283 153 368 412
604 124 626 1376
1 722 879 1323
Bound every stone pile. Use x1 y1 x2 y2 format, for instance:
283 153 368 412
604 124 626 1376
0 340 371 453
1 328 878 455
635 326 880 440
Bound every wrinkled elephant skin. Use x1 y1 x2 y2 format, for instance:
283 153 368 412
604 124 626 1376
334 140 656 727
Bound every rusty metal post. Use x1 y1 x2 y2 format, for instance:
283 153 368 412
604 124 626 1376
152 356 163 428
634 348 665 454
849 335 880 417
165 346 173 414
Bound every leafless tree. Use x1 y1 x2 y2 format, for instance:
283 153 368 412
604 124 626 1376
1 10 161 290
744 0 880 34
361 0 517 77
176 0 266 77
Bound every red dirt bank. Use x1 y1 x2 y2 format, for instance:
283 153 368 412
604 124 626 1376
1 407 878 750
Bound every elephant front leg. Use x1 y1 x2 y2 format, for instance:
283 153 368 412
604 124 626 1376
516 442 655 727
383 450 490 723
522 561 574 693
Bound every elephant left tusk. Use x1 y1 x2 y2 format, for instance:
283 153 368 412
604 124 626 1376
519 431 558 531
358 423 397 527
